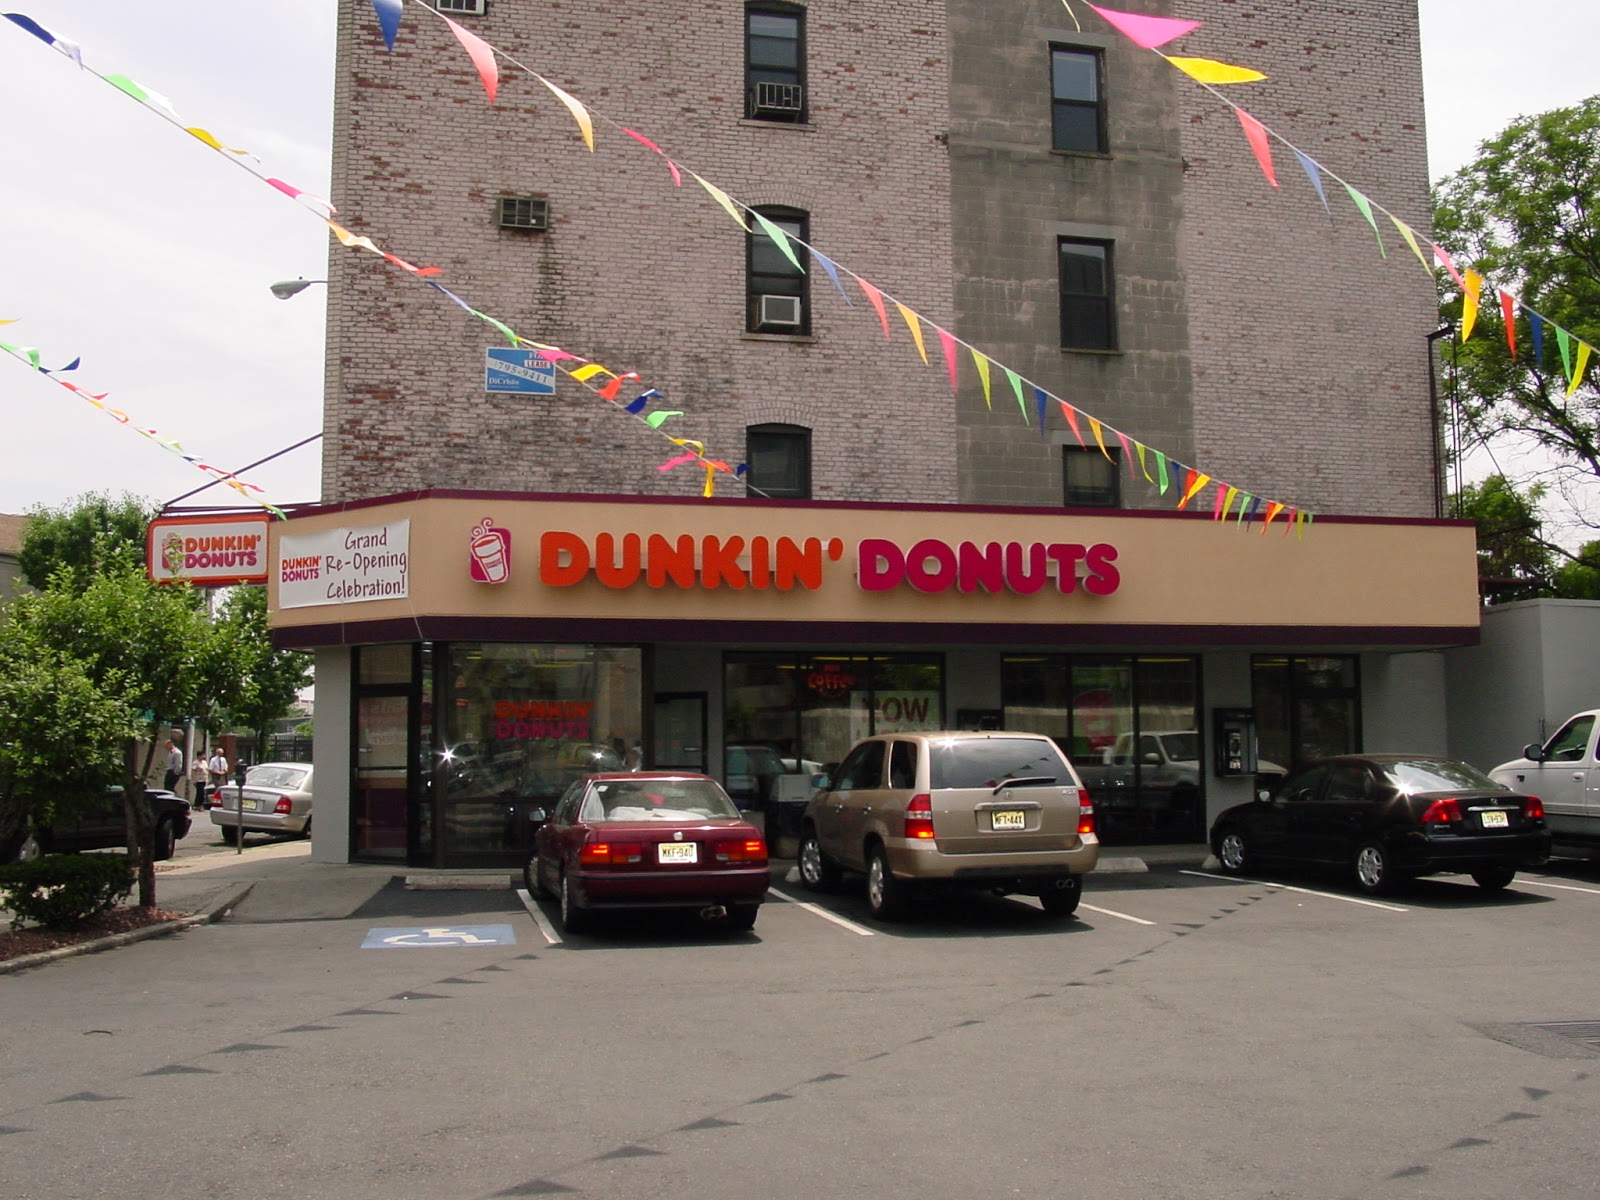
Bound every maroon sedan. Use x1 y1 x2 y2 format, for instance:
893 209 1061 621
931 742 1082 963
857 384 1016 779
525 772 769 933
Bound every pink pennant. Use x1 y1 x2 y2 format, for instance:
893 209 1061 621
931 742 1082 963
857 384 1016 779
622 128 683 187
855 277 892 340
1234 109 1278 188
1212 486 1228 521
1499 290 1517 358
1115 431 1138 477
381 251 443 277
443 15 498 104
936 328 960 390
1432 243 1465 289
267 178 336 214
1086 4 1200 50
658 452 698 472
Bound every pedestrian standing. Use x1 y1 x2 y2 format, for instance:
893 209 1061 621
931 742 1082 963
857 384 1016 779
207 746 230 796
162 738 184 793
191 750 211 810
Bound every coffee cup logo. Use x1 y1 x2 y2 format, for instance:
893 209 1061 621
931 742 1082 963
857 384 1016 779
469 517 511 584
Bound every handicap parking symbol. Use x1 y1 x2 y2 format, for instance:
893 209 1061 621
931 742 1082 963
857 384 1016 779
361 924 517 949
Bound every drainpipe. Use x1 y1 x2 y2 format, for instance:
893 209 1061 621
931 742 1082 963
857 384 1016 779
1425 325 1454 519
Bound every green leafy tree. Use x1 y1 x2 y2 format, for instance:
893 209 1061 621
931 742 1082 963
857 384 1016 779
1454 477 1555 603
213 585 313 759
1433 97 1600 551
1552 541 1600 599
17 492 158 593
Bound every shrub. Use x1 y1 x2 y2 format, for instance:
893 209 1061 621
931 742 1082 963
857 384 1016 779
0 853 135 930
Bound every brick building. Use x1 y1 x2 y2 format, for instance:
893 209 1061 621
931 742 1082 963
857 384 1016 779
262 0 1475 868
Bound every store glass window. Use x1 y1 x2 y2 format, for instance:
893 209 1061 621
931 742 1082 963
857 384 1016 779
1252 655 1360 775
437 644 643 863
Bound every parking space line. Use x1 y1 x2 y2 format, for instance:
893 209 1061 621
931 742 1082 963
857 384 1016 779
1079 902 1157 926
767 887 876 936
1179 870 1409 912
1518 878 1600 896
515 888 564 944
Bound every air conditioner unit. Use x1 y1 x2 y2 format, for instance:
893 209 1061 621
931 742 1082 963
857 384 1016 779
433 0 487 15
749 82 804 118
495 196 549 231
759 294 803 329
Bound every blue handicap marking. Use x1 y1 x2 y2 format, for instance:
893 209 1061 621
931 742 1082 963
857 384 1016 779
485 348 557 395
362 924 517 949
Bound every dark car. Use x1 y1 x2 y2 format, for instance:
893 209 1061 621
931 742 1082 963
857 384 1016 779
525 772 769 934
1209 754 1551 895
2 786 193 863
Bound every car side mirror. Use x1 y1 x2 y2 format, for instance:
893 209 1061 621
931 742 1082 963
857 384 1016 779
1523 742 1546 762
1142 751 1162 766
1256 789 1272 802
810 773 830 790
528 807 547 822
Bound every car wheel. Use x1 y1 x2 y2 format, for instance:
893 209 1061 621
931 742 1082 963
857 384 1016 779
153 818 177 862
1039 876 1083 917
220 826 239 847
1353 841 1402 896
1217 828 1250 874
865 844 910 921
559 870 591 935
725 903 759 931
797 828 842 892
1471 865 1516 892
300 816 313 841
522 853 552 898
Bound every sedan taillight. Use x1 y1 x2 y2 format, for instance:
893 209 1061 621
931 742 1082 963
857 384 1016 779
905 794 936 840
273 796 293 815
1077 790 1096 836
578 840 644 865
713 838 768 864
1420 797 1463 824
1524 795 1545 820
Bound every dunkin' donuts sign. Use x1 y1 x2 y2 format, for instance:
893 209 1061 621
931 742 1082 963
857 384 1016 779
147 514 272 587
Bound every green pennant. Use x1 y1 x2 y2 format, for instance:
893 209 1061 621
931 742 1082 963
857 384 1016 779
750 211 806 274
1555 326 1574 381
1004 368 1028 420
1155 451 1170 494
1342 184 1386 258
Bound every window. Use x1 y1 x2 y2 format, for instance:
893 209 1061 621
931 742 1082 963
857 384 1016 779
1063 446 1120 507
747 207 810 334
745 423 811 499
1051 46 1104 153
1059 238 1115 350
1252 655 1361 775
746 5 806 122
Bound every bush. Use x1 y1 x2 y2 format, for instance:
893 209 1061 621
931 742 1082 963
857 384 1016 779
0 853 135 930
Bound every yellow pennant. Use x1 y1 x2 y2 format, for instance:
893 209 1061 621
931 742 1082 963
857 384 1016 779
690 173 750 231
1461 269 1483 342
1568 343 1592 396
895 303 929 365
539 77 595 150
1163 55 1267 85
969 349 993 408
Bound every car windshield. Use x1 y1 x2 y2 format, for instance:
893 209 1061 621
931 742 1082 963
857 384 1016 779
930 738 1070 789
245 766 309 790
1379 759 1507 794
591 778 741 821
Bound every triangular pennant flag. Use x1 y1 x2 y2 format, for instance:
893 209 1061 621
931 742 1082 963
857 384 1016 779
1116 431 1137 477
1212 485 1229 521
1499 291 1518 359
471 308 520 346
443 16 498 104
1154 451 1170 494
1033 386 1049 436
1058 402 1084 445
1567 342 1591 397
1221 486 1239 521
626 389 662 414
690 173 750 230
621 128 682 186
1343 185 1385 257
1432 243 1466 289
971 349 993 408
1461 269 1483 342
1164 56 1266 85
1555 326 1573 380
569 363 613 382
1087 4 1200 49
812 251 853 305
938 329 961 391
1135 441 1154 482
1390 216 1433 275
645 410 686 430
371 0 403 51
1004 368 1028 420
1282 507 1297 537
1179 471 1212 509
1294 150 1331 217
538 77 595 150
1238 495 1258 526
596 372 640 402
105 74 149 103
658 451 698 472
750 210 805 273
1234 108 1278 188
702 464 720 498
855 277 892 338
1529 310 1545 364
1262 501 1285 533
894 303 929 364
1089 418 1111 460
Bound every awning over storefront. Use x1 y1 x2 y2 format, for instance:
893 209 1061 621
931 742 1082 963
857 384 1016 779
267 490 1480 650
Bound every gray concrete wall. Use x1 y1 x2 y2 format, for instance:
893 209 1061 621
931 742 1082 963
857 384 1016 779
311 646 351 864
1360 650 1449 755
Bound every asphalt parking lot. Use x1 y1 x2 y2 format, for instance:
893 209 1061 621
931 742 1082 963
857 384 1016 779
5 848 1600 1200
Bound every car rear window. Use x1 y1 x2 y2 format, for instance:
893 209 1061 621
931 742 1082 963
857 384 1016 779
591 778 741 820
1379 760 1506 794
930 738 1073 790
246 766 309 790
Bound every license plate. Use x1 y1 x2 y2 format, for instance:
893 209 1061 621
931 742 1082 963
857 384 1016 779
241 798 259 812
657 842 698 864
991 810 1026 831
1480 810 1509 829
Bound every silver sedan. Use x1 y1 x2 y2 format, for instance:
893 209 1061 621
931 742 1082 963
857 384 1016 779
209 762 314 845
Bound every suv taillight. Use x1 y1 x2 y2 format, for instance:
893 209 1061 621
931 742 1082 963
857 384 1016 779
1077 789 1096 836
905 794 936 840
1420 797 1463 824
1524 795 1545 820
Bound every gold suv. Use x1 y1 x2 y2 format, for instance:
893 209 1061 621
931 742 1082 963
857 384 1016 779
797 731 1098 920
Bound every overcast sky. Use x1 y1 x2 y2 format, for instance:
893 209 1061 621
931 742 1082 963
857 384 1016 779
1 0 1596 520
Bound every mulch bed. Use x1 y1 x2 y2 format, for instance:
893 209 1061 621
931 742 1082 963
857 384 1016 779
0 906 191 963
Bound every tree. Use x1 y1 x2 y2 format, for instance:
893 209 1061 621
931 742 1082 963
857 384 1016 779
1454 476 1555 603
1433 97 1600 553
213 584 313 758
17 492 157 592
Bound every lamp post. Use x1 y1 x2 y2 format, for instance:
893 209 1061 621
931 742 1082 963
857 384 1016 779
269 278 327 300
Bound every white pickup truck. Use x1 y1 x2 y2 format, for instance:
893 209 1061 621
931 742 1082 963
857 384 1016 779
1490 709 1600 847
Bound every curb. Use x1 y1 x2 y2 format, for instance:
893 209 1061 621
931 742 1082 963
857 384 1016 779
0 882 256 977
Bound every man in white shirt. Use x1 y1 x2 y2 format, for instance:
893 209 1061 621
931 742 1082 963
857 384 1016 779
207 748 230 790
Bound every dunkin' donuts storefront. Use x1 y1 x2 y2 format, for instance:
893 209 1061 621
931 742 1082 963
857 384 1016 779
268 491 1480 867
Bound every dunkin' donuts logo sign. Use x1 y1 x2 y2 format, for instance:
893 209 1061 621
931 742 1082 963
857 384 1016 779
468 517 512 584
146 514 272 587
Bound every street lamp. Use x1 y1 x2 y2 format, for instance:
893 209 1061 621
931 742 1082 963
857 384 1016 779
269 278 327 300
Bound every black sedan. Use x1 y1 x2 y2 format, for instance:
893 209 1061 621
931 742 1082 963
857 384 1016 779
1209 755 1551 895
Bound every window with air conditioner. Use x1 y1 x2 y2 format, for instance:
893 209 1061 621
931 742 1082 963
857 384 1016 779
432 0 488 15
745 424 811 499
747 207 810 335
746 4 806 122
495 196 549 231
